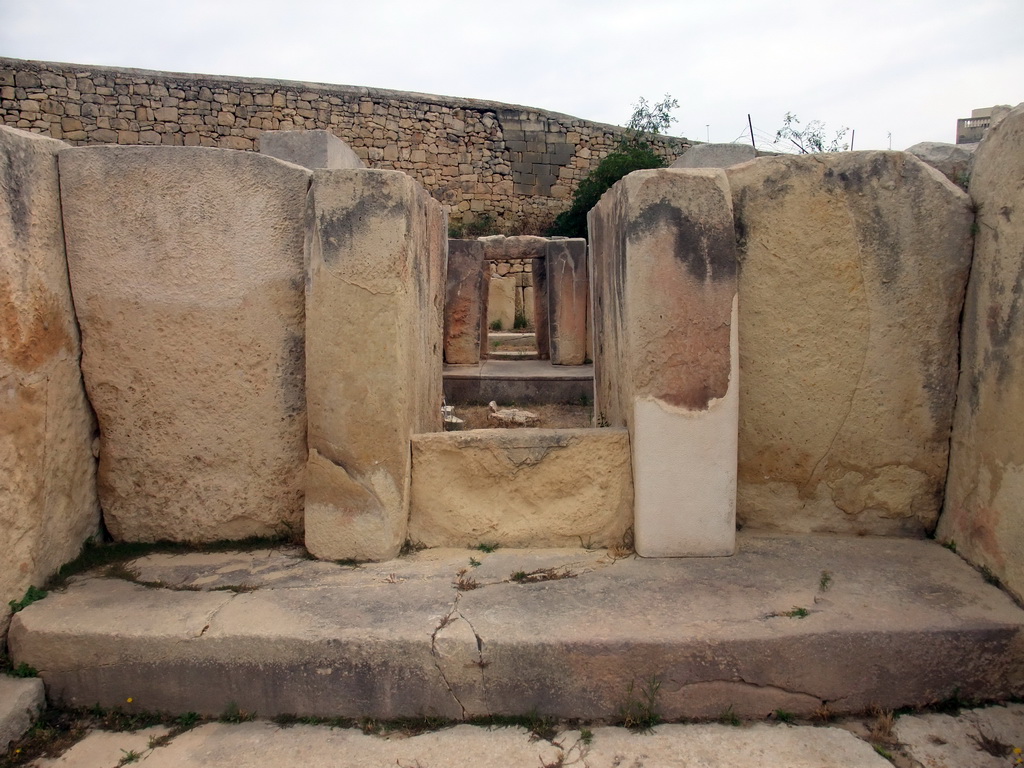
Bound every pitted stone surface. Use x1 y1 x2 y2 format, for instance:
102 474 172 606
0 676 43 753
939 103 1024 602
59 145 310 543
894 704 1024 768
728 151 973 536
258 129 364 169
0 125 99 634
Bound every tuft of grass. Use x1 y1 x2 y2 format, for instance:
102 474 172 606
467 711 557 741
474 542 499 554
218 702 255 723
117 749 141 766
819 570 833 592
9 662 39 678
783 606 809 619
774 709 795 724
489 319 503 332
618 676 661 732
400 540 426 556
942 539 957 553
812 703 835 723
9 585 48 613
872 744 893 759
579 728 593 745
718 705 741 726
468 557 481 568
454 574 478 591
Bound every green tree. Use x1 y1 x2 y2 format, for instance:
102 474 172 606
549 95 678 238
775 112 849 153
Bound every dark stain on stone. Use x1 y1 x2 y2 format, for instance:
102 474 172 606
280 331 306 418
317 184 405 265
1 145 33 245
626 198 737 283
985 264 1024 387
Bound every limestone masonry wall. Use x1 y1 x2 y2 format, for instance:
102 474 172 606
0 57 687 231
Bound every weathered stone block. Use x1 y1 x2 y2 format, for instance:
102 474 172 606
905 141 974 187
486 275 515 334
728 152 973 536
59 146 310 542
408 428 632 548
939 103 1024 600
0 677 44 752
546 239 588 365
259 129 365 170
672 143 756 168
589 169 739 557
1 126 99 635
444 240 487 364
304 169 446 561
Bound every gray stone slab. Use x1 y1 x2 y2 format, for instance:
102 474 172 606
259 130 364 170
9 536 1024 721
671 143 756 168
0 676 44 753
894 703 1024 768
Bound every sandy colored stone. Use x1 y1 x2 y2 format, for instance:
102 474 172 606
894 704 1024 768
672 142 757 168
8 537 1024 720
485 274 515 333
546 238 588 365
589 168 739 557
33 726 169 767
444 239 487 364
0 676 43 753
58 146 310 542
304 169 446 561
408 428 632 548
905 141 974 187
939 103 1024 601
258 129 364 169
728 151 973 536
140 722 562 768
0 125 99 635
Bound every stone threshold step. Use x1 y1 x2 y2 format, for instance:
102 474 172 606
10 535 1024 722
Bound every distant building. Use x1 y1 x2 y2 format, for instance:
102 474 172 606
956 106 1011 144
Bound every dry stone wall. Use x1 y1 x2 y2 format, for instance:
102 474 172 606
0 57 688 231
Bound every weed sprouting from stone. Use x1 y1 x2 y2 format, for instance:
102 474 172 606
468 557 481 568
474 543 500 554
9 662 39 678
819 571 833 592
509 568 577 585
117 749 141 765
9 585 48 613
774 709 796 724
718 705 741 726
218 702 255 723
618 676 661 732
784 607 810 619
942 539 957 553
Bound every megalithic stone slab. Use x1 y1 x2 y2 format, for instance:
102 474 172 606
532 255 550 359
59 146 311 543
259 130 365 170
589 169 739 557
939 103 1024 602
444 240 487 364
728 152 973 537
0 126 99 635
546 238 588 365
304 169 446 562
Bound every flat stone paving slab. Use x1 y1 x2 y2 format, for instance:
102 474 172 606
895 702 1024 767
9 535 1024 722
29 721 892 768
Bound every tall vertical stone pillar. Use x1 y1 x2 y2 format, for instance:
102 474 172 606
443 240 487 365
547 238 588 365
589 169 738 557
532 255 550 360
304 169 446 561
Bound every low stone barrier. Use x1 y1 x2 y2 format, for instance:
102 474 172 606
408 428 632 548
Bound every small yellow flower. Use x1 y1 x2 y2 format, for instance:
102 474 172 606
126 697 133 703
1016 747 1023 754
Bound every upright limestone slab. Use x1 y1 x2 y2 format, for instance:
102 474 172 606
305 169 446 561
939 103 1024 600
0 126 99 634
59 146 311 542
546 239 588 365
589 169 739 557
444 240 487 365
728 152 973 536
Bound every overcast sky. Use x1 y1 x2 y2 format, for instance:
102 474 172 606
1 0 1021 151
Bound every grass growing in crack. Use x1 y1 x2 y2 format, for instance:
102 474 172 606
400 540 426 556
509 567 577 584
618 677 661 732
718 705 741 726
474 543 500 554
468 557 481 568
942 539 957 553
219 702 255 723
8 585 47 613
819 570 833 592
783 606 809 619
774 709 796 724
579 728 593 745
468 711 558 741
812 703 835 723
8 662 39 678
117 749 141 766
453 570 478 591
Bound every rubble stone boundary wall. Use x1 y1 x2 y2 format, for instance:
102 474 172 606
0 57 688 230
